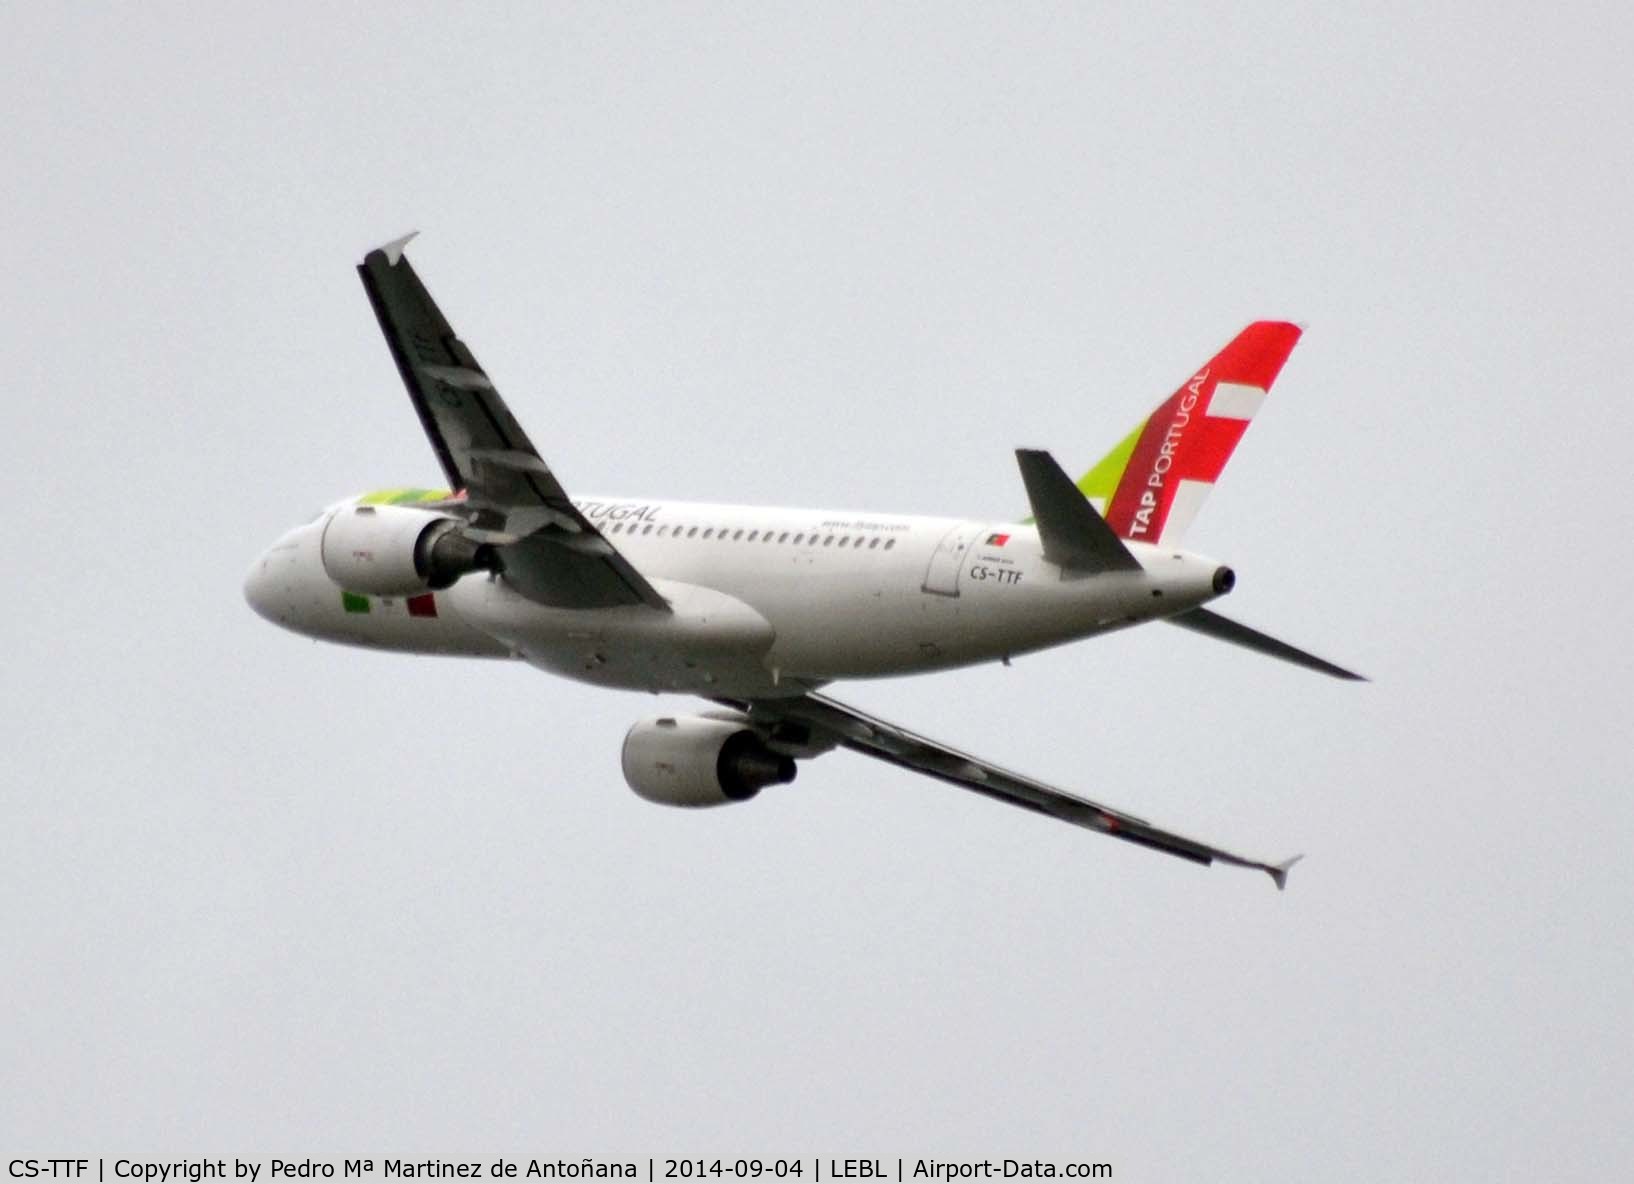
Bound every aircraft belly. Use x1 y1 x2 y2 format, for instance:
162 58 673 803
446 574 787 697
763 566 1161 678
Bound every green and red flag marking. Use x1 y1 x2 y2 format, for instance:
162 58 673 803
340 589 438 617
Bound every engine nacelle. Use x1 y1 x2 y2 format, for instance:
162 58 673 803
319 503 493 596
621 715 797 807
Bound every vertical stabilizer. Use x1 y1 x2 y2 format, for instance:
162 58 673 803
1076 322 1302 545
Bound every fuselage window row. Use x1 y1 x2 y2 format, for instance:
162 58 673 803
600 520 894 550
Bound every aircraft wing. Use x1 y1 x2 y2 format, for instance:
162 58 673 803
357 234 667 611
724 690 1300 889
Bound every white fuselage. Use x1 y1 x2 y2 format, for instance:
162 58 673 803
245 495 1231 698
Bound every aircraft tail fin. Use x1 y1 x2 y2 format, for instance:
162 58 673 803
1076 322 1302 546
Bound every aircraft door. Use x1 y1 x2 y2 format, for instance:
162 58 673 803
922 522 986 596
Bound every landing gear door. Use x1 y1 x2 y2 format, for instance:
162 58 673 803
922 522 987 597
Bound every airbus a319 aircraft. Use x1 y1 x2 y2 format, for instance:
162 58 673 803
245 234 1361 889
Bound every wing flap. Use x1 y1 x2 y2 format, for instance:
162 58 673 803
497 530 668 610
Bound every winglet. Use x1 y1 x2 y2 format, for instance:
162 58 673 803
373 230 420 266
1269 854 1303 891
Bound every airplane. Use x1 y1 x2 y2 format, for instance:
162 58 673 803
244 233 1362 890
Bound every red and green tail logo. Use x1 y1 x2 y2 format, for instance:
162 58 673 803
1076 322 1302 545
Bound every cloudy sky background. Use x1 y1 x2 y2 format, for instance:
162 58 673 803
4 4 1631 1178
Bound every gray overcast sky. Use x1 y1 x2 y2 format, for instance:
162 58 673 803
4 3 1631 1178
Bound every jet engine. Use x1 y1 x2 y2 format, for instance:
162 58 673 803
621 716 797 807
319 503 494 596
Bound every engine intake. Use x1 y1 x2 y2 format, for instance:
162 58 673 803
320 504 494 596
622 716 797 807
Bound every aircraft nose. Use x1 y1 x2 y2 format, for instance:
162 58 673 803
243 553 276 621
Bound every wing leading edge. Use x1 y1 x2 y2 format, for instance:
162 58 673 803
356 235 668 611
725 691 1301 890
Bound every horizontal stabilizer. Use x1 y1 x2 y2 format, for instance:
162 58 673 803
1169 608 1366 681
1016 449 1141 573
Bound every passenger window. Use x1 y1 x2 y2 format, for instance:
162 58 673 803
747 530 759 542
732 529 743 540
868 537 880 549
854 536 866 547
703 529 714 539
884 538 896 550
792 534 804 545
610 523 623 533
643 524 654 534
778 532 790 543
